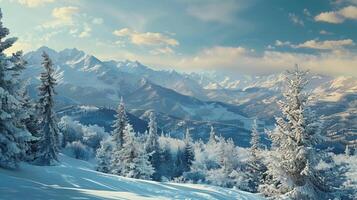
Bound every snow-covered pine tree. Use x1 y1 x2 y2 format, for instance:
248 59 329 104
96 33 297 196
208 126 217 144
34 52 60 165
112 97 128 149
96 137 114 173
19 80 39 136
250 119 260 158
182 128 195 172
130 146 155 180
0 9 32 168
145 111 161 180
19 80 40 161
111 123 154 179
246 119 266 192
260 66 328 199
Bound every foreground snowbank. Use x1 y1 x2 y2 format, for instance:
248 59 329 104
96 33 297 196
0 154 264 200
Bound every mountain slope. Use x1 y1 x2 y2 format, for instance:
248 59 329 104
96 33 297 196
0 154 265 200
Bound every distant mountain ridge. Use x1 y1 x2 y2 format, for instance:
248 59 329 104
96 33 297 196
23 46 357 149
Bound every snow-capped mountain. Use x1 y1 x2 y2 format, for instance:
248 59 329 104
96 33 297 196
23 47 255 146
23 46 357 149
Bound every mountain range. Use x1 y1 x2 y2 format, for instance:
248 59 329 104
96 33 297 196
22 46 357 149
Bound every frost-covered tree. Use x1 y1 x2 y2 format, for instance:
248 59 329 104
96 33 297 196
112 97 128 149
182 128 195 172
0 9 32 168
145 111 161 180
64 141 92 161
250 119 260 158
208 126 217 144
96 137 114 173
246 119 266 192
34 52 60 165
260 66 329 199
19 81 39 137
111 124 154 179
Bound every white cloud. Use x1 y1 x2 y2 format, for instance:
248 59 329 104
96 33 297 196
113 28 179 51
339 5 357 19
43 6 79 28
92 18 103 25
319 30 333 35
275 39 354 50
289 13 304 26
78 23 91 38
171 46 357 76
18 0 55 8
315 5 357 23
275 40 291 46
295 39 354 50
314 11 344 23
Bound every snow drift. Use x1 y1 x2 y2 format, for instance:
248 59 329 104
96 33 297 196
0 154 264 200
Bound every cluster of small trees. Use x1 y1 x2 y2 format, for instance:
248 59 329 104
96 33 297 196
95 99 196 180
0 8 60 168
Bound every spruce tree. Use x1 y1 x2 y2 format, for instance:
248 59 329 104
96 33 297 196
250 119 260 158
111 124 154 179
260 66 328 199
0 9 32 168
145 111 161 180
247 119 266 192
208 126 217 144
34 52 60 165
112 97 128 149
182 128 194 172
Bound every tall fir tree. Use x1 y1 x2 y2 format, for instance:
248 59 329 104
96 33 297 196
145 111 161 180
208 126 217 144
260 66 328 199
247 119 266 192
250 119 260 158
34 52 60 165
0 8 32 168
182 128 195 172
112 97 128 149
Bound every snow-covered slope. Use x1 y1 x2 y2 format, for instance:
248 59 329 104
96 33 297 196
0 154 264 200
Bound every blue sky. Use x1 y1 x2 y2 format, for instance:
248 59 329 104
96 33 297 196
1 0 357 76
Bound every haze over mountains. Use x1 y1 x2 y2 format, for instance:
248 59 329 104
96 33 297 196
23 46 357 149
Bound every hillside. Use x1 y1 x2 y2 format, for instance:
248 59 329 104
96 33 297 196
0 154 264 200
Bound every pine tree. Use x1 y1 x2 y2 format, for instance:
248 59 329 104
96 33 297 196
145 111 161 180
0 9 32 168
250 119 260 157
182 128 194 172
208 126 217 144
246 119 266 192
111 124 154 179
112 97 128 149
260 66 328 199
96 137 114 173
19 80 39 136
34 52 60 165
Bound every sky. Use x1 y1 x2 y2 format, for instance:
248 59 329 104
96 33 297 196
1 0 357 76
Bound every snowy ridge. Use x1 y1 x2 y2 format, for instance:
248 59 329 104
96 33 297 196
0 154 264 200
